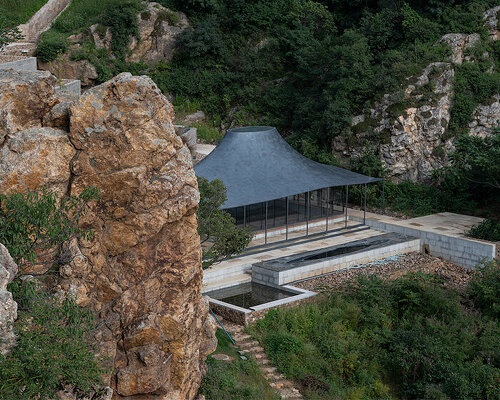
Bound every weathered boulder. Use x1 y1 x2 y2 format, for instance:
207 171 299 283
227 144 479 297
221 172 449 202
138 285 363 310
60 72 216 399
334 6 500 182
0 69 58 143
0 127 75 198
38 55 99 89
126 2 189 64
0 69 215 398
438 33 480 64
484 5 500 41
0 244 18 355
334 62 455 182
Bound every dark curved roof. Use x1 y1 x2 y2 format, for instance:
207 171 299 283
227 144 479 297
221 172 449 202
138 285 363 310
194 126 380 209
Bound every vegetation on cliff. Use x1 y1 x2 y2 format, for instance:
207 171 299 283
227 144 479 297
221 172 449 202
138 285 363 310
249 261 500 400
0 188 104 399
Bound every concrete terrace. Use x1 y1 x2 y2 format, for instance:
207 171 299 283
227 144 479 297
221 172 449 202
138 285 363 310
203 209 497 292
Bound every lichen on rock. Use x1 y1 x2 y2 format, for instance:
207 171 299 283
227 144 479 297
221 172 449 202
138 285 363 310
0 69 216 399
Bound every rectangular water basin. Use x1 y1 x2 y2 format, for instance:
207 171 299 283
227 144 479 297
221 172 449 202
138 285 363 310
206 283 316 325
253 232 420 286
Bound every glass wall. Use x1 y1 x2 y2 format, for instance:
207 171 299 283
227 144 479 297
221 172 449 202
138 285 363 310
227 187 345 232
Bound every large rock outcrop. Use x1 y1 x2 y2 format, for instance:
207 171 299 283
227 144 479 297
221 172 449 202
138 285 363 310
0 244 18 355
38 3 188 89
333 7 500 182
0 69 58 144
0 69 216 399
127 2 189 64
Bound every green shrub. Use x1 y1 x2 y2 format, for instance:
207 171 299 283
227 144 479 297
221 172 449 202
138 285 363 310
36 31 68 62
469 260 500 319
192 122 223 144
100 0 143 59
250 272 500 400
466 218 500 242
0 280 106 399
0 187 99 274
197 177 252 268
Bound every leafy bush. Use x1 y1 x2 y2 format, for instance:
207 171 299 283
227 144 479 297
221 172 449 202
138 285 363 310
197 177 252 268
469 260 500 319
0 187 99 274
100 0 143 59
36 31 68 62
250 273 500 400
0 280 106 399
466 218 500 242
192 122 223 144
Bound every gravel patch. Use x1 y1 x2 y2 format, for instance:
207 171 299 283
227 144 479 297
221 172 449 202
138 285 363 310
293 252 475 292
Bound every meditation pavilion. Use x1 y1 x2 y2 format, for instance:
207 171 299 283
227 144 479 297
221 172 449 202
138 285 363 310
194 126 382 245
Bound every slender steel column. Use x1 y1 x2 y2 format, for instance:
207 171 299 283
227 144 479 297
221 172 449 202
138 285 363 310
265 201 268 244
306 191 310 236
326 187 329 232
382 179 385 215
345 185 349 229
243 205 247 228
273 199 276 227
364 183 367 224
285 196 289 240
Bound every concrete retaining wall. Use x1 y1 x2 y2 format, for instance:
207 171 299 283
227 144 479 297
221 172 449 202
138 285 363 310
0 57 37 71
253 238 421 286
351 216 496 268
18 0 72 41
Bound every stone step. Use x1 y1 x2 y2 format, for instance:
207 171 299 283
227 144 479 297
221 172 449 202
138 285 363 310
238 340 259 348
270 380 294 389
280 389 303 399
233 333 251 341
261 366 277 374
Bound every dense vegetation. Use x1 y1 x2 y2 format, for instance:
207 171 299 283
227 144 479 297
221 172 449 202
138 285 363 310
348 128 500 220
0 188 104 399
154 0 498 150
200 329 280 400
0 280 106 399
250 261 500 400
32 0 500 222
197 177 252 268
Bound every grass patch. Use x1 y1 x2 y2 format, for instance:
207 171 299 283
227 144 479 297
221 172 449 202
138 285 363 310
0 279 106 399
199 329 280 400
192 122 223 144
0 0 48 26
249 268 500 400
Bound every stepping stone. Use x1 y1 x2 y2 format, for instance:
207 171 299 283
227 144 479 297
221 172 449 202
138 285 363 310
234 333 251 341
237 350 246 355
211 353 231 361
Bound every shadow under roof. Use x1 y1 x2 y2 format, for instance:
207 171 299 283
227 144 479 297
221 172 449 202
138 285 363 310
194 126 381 209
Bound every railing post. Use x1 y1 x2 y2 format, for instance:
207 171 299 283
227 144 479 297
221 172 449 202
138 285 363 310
345 185 348 229
286 196 289 240
265 201 268 244
364 183 367 225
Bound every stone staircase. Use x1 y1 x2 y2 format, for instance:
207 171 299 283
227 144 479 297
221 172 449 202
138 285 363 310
224 321 303 399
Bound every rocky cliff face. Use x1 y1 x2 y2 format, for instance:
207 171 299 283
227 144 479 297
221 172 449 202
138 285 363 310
333 7 500 183
0 244 18 355
38 2 188 89
0 69 216 399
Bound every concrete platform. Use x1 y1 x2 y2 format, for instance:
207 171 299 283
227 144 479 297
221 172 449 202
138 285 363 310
348 209 495 268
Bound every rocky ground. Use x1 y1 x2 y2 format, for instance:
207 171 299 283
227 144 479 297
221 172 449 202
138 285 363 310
293 252 475 292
